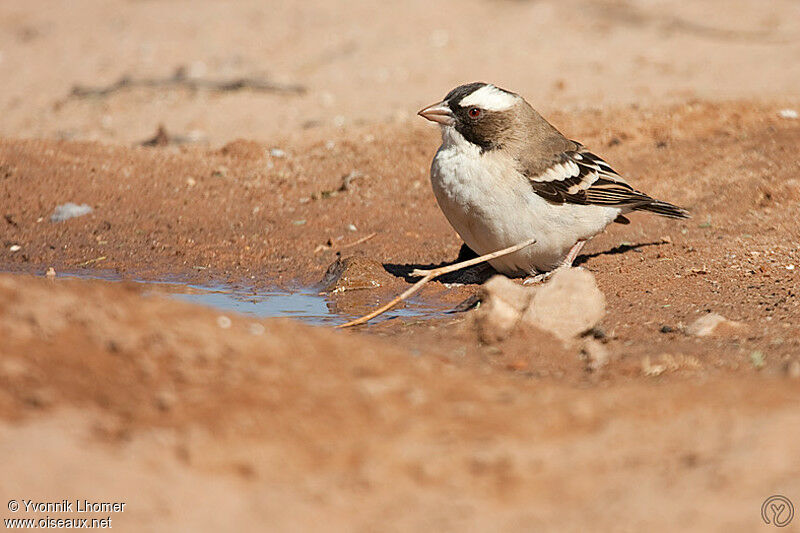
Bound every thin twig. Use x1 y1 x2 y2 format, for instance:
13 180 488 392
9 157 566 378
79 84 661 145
336 237 536 328
338 232 377 250
76 256 107 267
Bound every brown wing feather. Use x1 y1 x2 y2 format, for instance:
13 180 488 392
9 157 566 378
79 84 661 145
525 144 651 207
523 144 689 219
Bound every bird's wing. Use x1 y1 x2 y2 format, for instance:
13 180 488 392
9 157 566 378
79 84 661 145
523 143 656 208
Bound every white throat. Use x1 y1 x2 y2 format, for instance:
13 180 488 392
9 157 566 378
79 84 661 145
440 125 479 155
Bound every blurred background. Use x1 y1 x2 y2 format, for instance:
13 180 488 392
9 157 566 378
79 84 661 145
1 0 799 144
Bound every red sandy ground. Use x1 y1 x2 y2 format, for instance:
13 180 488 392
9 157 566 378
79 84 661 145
1 0 800 530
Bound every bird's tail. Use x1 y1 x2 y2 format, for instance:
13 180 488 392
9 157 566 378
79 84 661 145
634 199 690 219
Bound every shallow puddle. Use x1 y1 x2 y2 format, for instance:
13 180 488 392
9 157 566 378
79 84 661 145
34 270 437 326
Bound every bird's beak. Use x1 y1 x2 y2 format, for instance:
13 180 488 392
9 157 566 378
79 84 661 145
418 101 454 126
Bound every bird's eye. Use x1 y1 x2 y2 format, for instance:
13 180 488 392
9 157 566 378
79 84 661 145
468 107 481 118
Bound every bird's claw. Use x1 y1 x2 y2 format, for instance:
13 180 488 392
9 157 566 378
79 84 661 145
523 272 552 285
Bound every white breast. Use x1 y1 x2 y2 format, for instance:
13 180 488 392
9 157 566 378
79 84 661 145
430 127 620 275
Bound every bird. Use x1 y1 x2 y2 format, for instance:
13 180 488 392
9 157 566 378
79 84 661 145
417 82 689 282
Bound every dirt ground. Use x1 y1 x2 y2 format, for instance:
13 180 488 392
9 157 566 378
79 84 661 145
2 0 800 531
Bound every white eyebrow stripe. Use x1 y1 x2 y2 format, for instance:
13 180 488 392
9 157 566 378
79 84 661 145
458 84 517 111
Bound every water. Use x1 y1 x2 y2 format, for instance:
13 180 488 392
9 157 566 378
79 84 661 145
42 271 436 326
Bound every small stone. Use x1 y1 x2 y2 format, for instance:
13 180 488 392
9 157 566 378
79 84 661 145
186 177 197 187
269 148 286 158
778 109 798 119
581 339 609 372
248 323 265 336
217 316 232 329
51 203 92 222
479 275 532 314
347 224 357 232
660 325 674 333
520 268 606 342
9 244 21 252
320 256 394 293
686 313 746 337
471 275 532 343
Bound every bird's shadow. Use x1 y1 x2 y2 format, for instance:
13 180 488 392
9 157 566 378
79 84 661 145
383 245 494 284
384 240 668 284
572 239 667 267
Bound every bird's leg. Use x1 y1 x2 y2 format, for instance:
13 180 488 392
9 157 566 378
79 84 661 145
562 239 586 268
522 240 586 285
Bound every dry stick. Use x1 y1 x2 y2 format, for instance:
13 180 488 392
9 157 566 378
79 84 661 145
336 237 537 329
338 231 377 250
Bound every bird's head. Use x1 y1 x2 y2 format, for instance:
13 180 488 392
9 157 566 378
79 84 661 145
418 82 524 151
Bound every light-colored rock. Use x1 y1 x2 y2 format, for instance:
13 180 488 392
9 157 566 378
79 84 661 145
520 268 606 342
581 339 609 372
478 275 532 314
50 203 93 222
470 269 606 344
686 313 746 337
472 275 532 343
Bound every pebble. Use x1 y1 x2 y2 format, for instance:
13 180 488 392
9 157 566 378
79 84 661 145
216 316 232 329
778 109 798 119
686 313 746 337
471 268 606 344
9 244 21 252
472 275 532 343
521 268 606 342
320 256 393 293
581 339 609 372
270 148 286 158
51 203 93 222
248 323 265 336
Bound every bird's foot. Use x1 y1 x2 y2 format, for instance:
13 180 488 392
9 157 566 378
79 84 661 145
523 240 588 284
522 271 553 285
